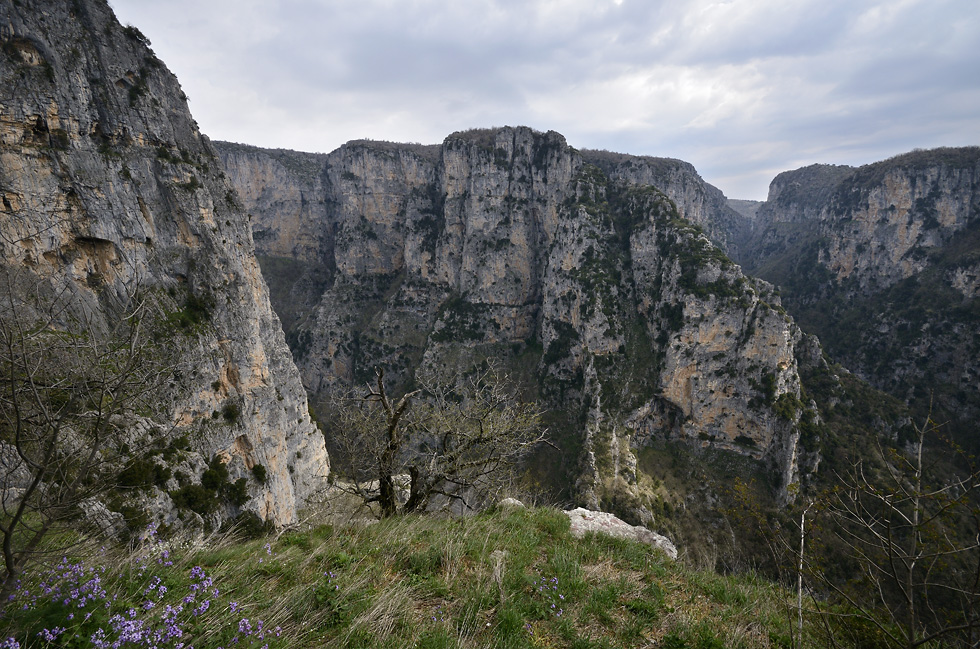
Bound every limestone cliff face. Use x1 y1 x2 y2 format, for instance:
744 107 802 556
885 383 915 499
217 127 814 514
739 164 855 269
582 150 751 258
0 0 329 527
820 161 979 290
744 152 980 290
741 147 980 444
755 164 854 224
219 144 331 263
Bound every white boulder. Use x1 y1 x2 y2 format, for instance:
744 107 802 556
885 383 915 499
565 507 677 560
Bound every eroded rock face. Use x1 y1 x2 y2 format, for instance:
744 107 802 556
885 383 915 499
0 0 328 527
819 166 978 290
217 127 816 515
744 152 980 291
741 148 980 444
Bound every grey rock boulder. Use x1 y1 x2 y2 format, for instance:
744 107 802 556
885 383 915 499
565 507 677 560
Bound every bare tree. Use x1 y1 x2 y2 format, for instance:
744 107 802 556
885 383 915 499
814 415 980 648
728 478 818 649
327 364 546 518
0 268 178 599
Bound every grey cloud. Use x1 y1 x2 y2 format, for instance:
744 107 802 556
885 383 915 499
109 0 980 199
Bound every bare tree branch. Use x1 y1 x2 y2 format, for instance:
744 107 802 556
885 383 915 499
0 266 179 599
323 362 546 518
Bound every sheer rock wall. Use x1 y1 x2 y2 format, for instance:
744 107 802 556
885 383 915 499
0 0 329 528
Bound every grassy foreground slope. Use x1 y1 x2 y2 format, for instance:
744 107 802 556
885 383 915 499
2 506 822 649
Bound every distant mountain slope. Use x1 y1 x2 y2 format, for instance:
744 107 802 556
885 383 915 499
727 198 762 222
740 147 980 444
0 0 329 529
217 129 832 528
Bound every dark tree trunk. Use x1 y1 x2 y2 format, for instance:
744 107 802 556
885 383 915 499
378 471 398 518
404 466 434 514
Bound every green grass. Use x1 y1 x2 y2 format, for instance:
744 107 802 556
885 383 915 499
4 506 827 648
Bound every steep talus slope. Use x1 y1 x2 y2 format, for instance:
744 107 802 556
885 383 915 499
0 0 328 528
218 127 823 523
741 148 980 443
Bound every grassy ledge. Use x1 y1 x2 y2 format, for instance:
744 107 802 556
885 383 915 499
2 507 812 648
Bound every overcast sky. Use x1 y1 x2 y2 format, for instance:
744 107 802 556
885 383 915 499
108 0 979 200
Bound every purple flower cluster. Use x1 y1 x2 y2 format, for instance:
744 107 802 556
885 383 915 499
532 574 565 618
257 544 273 565
3 557 107 610
2 525 282 648
224 615 280 648
430 606 445 623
